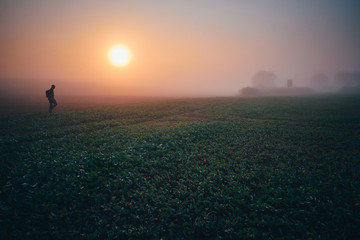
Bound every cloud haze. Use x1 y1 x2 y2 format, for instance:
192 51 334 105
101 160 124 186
1 0 360 97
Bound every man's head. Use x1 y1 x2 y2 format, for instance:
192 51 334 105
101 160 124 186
51 85 55 89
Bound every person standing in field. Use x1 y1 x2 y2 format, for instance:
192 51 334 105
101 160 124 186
46 85 57 113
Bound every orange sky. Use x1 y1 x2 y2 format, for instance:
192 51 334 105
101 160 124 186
1 0 360 97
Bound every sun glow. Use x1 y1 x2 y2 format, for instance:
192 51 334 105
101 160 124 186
109 45 131 66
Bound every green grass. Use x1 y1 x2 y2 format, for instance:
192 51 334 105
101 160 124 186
1 96 360 239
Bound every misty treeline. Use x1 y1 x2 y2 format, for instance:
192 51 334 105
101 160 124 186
335 71 360 93
239 70 360 96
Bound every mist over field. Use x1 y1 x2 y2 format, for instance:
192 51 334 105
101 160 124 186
1 1 360 238
1 0 360 102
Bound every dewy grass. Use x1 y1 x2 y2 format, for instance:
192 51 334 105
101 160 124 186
1 96 360 239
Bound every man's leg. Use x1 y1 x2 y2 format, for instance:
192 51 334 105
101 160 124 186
53 99 57 109
49 100 52 112
49 98 57 112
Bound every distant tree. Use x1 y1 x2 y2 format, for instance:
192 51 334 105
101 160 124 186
252 71 276 89
335 71 360 87
310 73 329 90
335 71 360 94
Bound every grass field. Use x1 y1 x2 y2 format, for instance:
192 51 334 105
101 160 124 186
1 96 360 239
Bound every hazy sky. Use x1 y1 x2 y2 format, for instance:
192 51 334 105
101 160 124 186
1 0 360 97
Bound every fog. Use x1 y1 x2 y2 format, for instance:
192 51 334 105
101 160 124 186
1 0 360 102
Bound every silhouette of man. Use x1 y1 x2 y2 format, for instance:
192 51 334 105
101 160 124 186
46 85 57 113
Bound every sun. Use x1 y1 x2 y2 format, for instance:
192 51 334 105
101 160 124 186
109 45 131 66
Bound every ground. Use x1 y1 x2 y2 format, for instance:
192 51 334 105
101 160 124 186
1 96 359 239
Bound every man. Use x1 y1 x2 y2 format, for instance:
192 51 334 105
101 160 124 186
46 85 57 113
